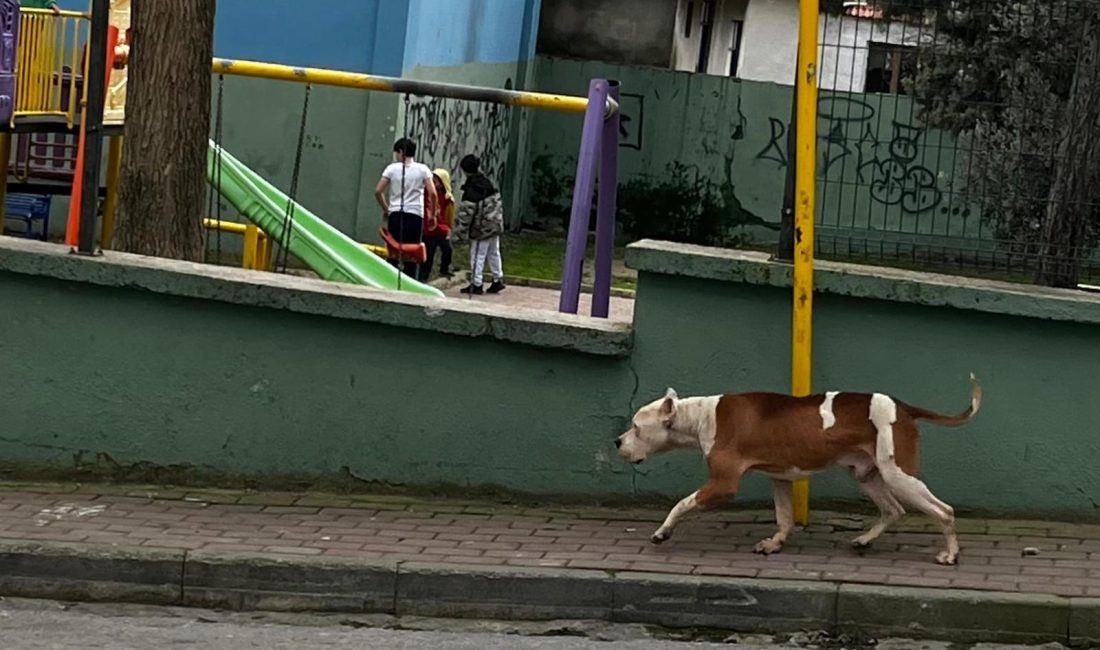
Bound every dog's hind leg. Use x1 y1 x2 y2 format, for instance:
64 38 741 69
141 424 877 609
754 478 794 555
851 469 905 550
870 394 959 565
651 475 740 545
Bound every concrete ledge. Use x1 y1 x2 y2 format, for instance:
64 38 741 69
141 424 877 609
611 573 836 633
625 239 1100 324
396 562 612 621
182 551 397 613
0 539 1091 644
1068 598 1100 644
836 583 1069 644
0 237 632 357
0 540 183 605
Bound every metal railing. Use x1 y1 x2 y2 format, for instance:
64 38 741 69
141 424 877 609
14 8 89 126
815 0 1100 288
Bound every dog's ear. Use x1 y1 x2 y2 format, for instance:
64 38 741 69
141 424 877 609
664 387 678 401
659 388 677 424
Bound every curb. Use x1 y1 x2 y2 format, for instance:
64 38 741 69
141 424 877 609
0 539 1094 645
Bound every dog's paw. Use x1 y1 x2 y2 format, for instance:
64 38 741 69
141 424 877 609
851 537 873 553
650 531 670 545
935 551 958 566
753 537 784 555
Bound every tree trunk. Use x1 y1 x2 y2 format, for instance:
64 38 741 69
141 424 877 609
1035 14 1100 288
113 0 214 260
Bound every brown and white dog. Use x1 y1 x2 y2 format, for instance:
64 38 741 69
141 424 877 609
616 375 981 565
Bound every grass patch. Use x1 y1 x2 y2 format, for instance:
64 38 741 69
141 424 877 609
455 231 637 292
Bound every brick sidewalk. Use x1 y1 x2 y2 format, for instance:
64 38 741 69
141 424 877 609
0 485 1096 598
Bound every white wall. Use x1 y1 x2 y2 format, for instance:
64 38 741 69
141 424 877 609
733 0 928 90
737 0 800 84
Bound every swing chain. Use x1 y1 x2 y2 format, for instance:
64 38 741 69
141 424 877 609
205 74 226 265
277 83 312 273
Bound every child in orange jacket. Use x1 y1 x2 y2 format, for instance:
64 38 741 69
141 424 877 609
419 168 455 281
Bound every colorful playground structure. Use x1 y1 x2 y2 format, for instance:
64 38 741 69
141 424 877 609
0 0 622 308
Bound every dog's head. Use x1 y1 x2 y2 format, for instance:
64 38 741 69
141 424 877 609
616 388 688 464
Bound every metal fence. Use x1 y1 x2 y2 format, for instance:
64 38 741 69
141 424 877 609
815 0 1100 288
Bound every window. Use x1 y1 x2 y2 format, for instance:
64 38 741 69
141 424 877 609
727 19 743 77
694 0 716 73
864 42 917 94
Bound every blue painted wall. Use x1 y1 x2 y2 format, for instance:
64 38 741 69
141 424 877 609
402 0 541 71
211 0 540 75
213 0 407 75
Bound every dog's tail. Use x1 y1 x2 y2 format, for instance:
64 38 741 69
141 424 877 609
902 373 982 428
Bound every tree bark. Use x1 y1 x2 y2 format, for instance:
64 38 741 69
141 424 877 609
1035 14 1100 288
113 0 214 260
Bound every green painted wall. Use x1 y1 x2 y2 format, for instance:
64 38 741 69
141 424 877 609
523 57 987 249
0 242 636 495
2 236 1099 516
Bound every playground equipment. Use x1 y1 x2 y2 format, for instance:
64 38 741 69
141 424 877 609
0 0 126 246
2 1 622 307
205 141 441 297
205 58 621 314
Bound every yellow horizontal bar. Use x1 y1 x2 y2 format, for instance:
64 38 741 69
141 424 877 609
204 219 389 258
13 111 70 118
20 8 89 19
211 58 607 115
203 218 250 234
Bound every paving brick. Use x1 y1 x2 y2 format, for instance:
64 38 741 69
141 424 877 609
259 545 324 556
566 559 631 571
2 486 1100 602
260 506 321 515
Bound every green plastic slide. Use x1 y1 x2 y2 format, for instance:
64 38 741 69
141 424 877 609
206 140 443 298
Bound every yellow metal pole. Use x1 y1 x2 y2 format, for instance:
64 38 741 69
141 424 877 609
0 133 10 212
210 58 606 115
791 0 819 527
242 223 259 269
99 135 123 249
259 234 273 270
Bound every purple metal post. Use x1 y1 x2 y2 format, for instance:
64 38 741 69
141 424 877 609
0 0 20 126
558 79 610 315
591 81 620 318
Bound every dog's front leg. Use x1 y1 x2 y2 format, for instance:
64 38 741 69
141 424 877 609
651 478 739 544
754 479 794 555
651 491 698 544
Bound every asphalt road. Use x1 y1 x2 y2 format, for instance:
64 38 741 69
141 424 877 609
0 598 1063 650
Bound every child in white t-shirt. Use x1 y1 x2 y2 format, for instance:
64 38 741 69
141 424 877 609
374 138 436 276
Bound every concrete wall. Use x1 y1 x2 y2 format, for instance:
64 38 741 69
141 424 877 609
624 240 1100 517
523 56 984 250
536 0 676 68
3 235 1100 517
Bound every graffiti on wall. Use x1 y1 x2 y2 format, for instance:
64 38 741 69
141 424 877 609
617 93 644 150
755 95 944 214
405 83 514 184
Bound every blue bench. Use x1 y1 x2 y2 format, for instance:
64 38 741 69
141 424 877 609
3 193 51 241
